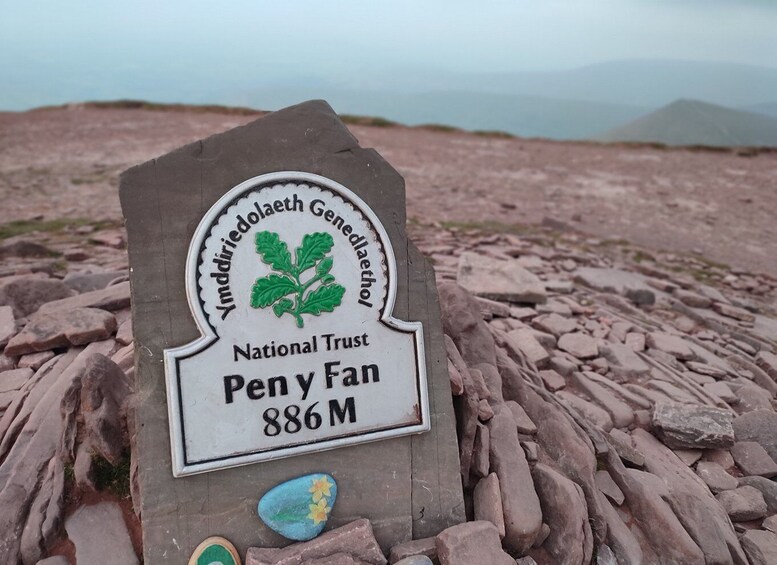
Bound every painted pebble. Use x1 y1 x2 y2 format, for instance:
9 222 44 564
258 473 338 541
188 536 241 565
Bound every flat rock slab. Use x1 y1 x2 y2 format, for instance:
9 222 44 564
64 502 139 565
741 530 777 565
246 519 386 565
573 268 655 305
0 367 32 394
715 486 768 521
0 305 15 347
37 281 130 314
120 101 463 561
64 270 128 293
557 332 599 359
599 342 650 379
730 441 777 478
435 521 514 565
0 276 74 318
652 401 734 449
732 410 777 462
646 332 695 360
457 252 546 304
4 307 116 356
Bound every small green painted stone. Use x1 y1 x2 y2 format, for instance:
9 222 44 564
258 473 337 541
188 536 241 565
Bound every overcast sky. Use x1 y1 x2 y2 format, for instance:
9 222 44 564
2 0 776 74
1 0 776 111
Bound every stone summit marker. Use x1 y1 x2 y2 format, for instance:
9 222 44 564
120 100 463 561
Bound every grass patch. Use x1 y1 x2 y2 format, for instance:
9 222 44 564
473 130 515 139
79 100 262 116
339 114 397 127
0 218 118 240
417 123 460 133
632 250 655 263
92 452 132 499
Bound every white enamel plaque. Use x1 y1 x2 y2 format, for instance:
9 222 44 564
164 172 429 476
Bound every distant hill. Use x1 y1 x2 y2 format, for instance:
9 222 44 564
231 88 649 140
595 99 777 147
344 60 777 109
741 102 777 119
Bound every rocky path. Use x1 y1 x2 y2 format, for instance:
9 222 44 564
1 216 777 563
2 104 777 275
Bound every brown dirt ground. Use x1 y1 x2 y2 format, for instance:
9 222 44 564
2 104 777 275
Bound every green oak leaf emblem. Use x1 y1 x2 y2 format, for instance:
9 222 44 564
250 231 345 328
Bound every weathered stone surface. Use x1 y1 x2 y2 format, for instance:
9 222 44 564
4 307 116 356
532 463 593 565
123 103 464 560
471 423 490 479
538 369 565 391
733 410 777 462
35 557 69 565
0 305 15 348
64 502 139 565
0 342 112 564
734 384 773 414
435 521 514 565
595 470 624 506
597 493 644 565
246 519 387 565
0 276 74 318
388 537 436 564
738 476 777 513
532 313 577 338
712 302 755 323
675 289 712 308
37 281 131 314
115 316 133 346
0 367 31 394
574 268 655 305
741 530 777 565
521 388 606 545
17 350 55 371
80 353 131 465
646 332 695 360
652 401 734 449
599 342 650 379
472 473 505 538
731 441 777 478
505 400 537 435
716 486 768 521
558 332 599 359
393 556 432 565
505 328 549 368
557 391 613 431
572 372 633 428
603 448 705 564
64 269 128 293
625 332 645 352
755 350 777 382
608 429 645 467
695 461 738 493
487 404 542 552
0 240 56 260
630 429 748 564
674 448 703 466
457 252 546 304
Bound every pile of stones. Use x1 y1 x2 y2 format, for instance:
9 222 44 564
3 218 777 564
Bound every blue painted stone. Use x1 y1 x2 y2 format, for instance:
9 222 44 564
257 473 337 541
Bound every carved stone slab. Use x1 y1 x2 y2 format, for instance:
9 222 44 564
120 100 464 562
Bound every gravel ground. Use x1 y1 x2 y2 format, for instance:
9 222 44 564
1 104 776 275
